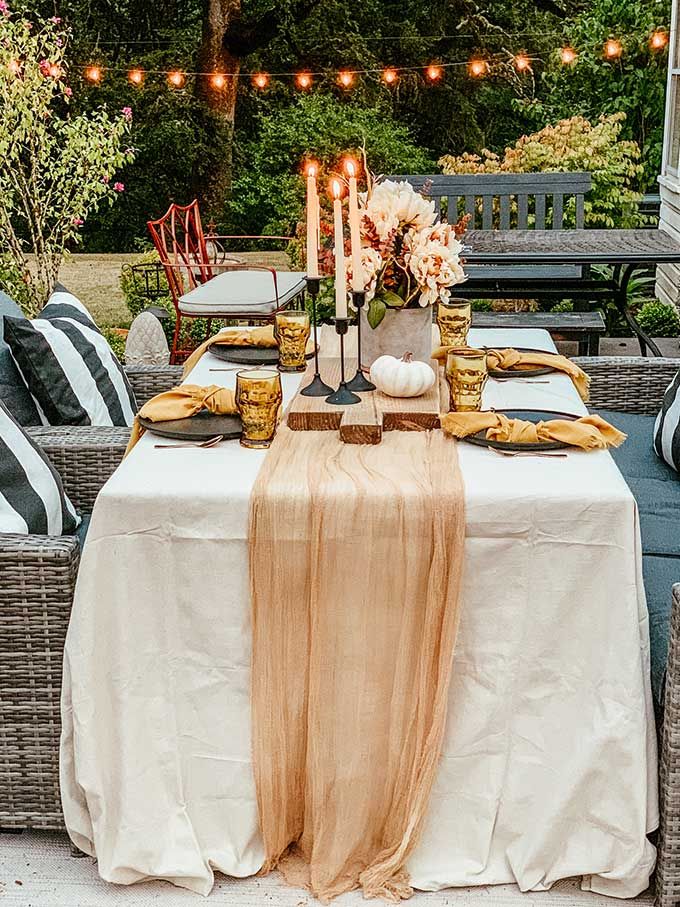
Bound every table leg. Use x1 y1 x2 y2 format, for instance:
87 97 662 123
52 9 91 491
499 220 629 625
615 263 662 357
587 331 600 356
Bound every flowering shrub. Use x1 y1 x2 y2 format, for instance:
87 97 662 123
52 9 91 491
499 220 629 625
0 6 135 314
439 114 644 229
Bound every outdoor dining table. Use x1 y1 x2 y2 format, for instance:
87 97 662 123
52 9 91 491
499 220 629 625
60 325 657 900
463 228 680 357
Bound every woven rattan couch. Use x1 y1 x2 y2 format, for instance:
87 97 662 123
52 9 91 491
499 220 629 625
0 364 181 831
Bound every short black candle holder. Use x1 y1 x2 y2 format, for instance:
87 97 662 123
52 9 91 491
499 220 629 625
346 290 376 393
300 276 333 397
326 317 361 406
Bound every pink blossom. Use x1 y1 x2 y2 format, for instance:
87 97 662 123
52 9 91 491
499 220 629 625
64 86 72 97
113 182 125 193
49 16 62 23
0 0 9 16
39 59 51 76
121 106 132 121
72 218 83 226
101 175 110 184
124 147 134 155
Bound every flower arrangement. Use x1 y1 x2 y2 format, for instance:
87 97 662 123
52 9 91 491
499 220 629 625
348 178 468 329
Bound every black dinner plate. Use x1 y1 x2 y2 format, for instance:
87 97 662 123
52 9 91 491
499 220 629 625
484 346 556 379
210 344 317 365
463 408 580 452
138 410 242 441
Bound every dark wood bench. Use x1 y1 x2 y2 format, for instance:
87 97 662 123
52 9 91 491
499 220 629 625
471 310 605 356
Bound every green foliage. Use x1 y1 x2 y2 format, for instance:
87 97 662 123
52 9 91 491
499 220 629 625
440 114 645 228
0 6 134 312
517 0 670 189
228 94 434 236
100 326 128 362
636 300 680 337
551 300 575 313
470 299 493 312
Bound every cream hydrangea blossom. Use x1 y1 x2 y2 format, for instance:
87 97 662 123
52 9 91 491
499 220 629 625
405 238 466 307
346 247 383 302
363 179 436 240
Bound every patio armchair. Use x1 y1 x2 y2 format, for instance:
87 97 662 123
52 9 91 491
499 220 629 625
147 200 306 363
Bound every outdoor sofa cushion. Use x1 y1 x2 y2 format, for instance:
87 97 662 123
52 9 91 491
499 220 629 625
0 400 79 535
178 270 306 316
0 290 41 426
4 285 137 427
654 368 680 472
595 408 680 706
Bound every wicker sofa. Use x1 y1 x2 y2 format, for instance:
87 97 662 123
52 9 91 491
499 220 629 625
0 364 181 831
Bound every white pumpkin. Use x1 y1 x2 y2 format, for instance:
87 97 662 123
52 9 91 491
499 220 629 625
370 352 436 398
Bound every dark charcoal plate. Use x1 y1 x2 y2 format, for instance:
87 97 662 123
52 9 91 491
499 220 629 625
139 410 242 441
463 408 580 452
210 344 317 365
484 346 557 379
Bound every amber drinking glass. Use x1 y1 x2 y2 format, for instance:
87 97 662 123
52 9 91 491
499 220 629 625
235 369 282 449
274 310 311 372
446 347 488 412
437 299 472 348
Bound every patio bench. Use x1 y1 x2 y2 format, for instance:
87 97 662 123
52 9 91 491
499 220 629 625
473 311 604 355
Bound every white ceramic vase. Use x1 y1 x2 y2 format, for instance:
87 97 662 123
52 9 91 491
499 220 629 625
359 304 433 371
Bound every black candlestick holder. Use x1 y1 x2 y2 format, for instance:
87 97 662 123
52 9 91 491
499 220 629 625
346 290 376 393
300 276 333 397
326 317 361 406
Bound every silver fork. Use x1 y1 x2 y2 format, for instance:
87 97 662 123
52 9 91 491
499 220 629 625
490 447 568 459
154 435 224 449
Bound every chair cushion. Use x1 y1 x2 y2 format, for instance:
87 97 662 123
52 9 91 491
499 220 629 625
595 408 680 705
179 270 306 316
4 286 137 427
0 290 41 426
0 400 79 535
654 368 680 471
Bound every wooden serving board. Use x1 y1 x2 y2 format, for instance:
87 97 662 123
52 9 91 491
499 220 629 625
286 358 445 444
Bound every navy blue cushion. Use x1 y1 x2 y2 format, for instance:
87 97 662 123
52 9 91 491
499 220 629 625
76 513 91 548
0 291 40 426
595 409 680 704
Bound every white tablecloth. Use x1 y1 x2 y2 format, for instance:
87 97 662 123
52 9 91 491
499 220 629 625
60 328 657 898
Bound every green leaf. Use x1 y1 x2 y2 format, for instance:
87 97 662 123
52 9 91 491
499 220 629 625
367 296 387 329
380 290 406 308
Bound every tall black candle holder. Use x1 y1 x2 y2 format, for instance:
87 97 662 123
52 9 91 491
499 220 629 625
326 317 361 406
300 276 333 397
346 290 376 393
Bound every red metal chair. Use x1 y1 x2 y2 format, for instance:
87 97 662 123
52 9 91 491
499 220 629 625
147 200 306 363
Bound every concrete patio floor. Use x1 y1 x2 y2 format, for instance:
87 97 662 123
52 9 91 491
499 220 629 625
0 831 653 907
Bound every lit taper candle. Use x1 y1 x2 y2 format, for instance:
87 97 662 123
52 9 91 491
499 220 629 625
345 159 364 292
331 179 347 319
305 162 319 279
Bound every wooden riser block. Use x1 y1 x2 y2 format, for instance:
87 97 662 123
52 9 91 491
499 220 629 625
286 358 445 444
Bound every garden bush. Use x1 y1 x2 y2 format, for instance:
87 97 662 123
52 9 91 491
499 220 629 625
636 300 680 337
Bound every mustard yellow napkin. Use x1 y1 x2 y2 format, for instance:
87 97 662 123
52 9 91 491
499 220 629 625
440 411 625 451
182 326 278 377
125 384 237 455
431 346 590 402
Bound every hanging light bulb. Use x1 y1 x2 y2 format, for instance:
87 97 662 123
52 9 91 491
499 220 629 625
167 70 185 88
252 72 269 89
513 53 531 72
650 30 668 51
128 68 144 85
560 46 577 65
85 65 102 83
296 72 313 89
382 68 398 85
468 58 488 77
426 64 443 81
210 72 226 89
338 70 354 88
604 38 622 59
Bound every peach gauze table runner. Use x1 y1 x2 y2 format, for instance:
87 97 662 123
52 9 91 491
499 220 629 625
249 428 465 901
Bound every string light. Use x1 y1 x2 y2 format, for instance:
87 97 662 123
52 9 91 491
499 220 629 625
252 72 269 89
338 70 354 88
382 67 398 84
296 71 312 89
560 46 577 64
469 58 488 77
604 38 622 59
210 72 226 89
513 53 531 72
426 63 443 81
650 30 668 50
85 64 102 83
167 70 185 87
128 68 144 85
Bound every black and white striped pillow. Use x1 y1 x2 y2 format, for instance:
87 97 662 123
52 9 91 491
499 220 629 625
654 370 680 471
3 286 136 427
0 402 79 535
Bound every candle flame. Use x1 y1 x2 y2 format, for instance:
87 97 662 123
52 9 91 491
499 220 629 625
332 179 342 199
344 159 356 178
306 162 317 178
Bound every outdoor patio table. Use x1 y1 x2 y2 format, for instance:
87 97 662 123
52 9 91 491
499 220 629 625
463 228 680 357
60 326 657 900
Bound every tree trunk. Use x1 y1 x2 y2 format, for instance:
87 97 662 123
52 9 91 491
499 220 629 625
193 0 241 218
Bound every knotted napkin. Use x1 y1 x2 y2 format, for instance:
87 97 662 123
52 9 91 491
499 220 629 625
125 384 237 455
441 411 625 451
431 346 590 402
182 325 278 377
